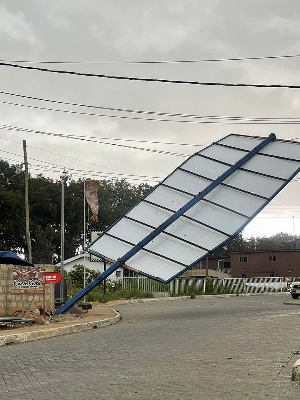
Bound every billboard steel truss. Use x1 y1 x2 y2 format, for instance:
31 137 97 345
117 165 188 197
57 133 300 314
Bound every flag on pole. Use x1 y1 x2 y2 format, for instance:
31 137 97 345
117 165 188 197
85 180 100 224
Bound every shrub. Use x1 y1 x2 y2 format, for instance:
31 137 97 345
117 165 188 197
71 283 154 303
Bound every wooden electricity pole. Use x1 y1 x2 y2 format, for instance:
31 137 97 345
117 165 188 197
23 140 32 263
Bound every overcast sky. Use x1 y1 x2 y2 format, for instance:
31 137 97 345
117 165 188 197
0 0 299 238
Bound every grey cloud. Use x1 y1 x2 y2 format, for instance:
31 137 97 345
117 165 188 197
0 4 40 47
0 0 299 237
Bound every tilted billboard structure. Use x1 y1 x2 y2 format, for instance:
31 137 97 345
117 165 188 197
57 133 300 314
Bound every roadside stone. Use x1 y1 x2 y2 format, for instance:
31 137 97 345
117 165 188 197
292 358 300 381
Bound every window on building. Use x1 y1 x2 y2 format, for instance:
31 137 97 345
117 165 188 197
240 256 248 263
269 273 275 277
241 273 247 278
269 255 277 262
116 271 122 277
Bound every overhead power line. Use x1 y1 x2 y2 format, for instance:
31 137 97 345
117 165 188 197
1 123 299 163
0 130 202 150
0 135 163 175
1 53 300 64
1 90 214 121
1 132 299 183
0 149 161 181
0 123 190 157
0 152 161 183
30 165 161 183
0 99 222 125
2 91 300 125
1 62 300 89
3 98 300 125
3 136 298 185
2 153 297 210
1 152 298 188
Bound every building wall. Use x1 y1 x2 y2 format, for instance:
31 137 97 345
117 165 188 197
191 257 228 270
62 255 124 280
180 268 231 279
230 251 300 278
0 264 54 317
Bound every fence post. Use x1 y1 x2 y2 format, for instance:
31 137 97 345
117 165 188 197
175 279 179 295
170 280 174 295
180 279 184 294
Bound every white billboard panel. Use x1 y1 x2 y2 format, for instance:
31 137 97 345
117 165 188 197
88 134 300 283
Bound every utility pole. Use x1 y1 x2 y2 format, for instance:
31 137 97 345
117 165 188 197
83 181 86 289
60 170 68 275
103 260 107 296
60 170 67 302
23 140 32 263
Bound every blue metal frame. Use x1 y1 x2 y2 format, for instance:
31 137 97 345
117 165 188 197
56 133 277 314
165 169 300 283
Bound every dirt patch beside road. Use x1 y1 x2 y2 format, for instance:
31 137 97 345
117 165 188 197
0 303 117 338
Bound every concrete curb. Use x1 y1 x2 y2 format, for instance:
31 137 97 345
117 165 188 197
0 310 121 346
107 296 191 305
106 291 291 306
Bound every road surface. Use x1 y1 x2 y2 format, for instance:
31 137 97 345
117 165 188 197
0 294 299 399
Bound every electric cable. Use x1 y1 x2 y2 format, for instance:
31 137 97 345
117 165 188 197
1 62 300 89
0 149 162 182
2 97 300 124
2 90 300 124
2 151 298 206
0 123 190 157
1 125 299 182
2 53 300 64
29 164 160 183
0 135 161 175
0 154 160 184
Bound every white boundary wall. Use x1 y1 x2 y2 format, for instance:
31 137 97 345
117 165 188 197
121 276 294 295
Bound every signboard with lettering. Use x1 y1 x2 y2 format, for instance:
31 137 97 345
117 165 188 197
13 266 45 293
44 272 64 284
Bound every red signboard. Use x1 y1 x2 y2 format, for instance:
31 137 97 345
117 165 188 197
44 272 64 284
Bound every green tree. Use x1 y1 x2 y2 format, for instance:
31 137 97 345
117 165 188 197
256 233 298 250
0 160 26 253
95 179 151 231
0 160 151 263
67 264 99 287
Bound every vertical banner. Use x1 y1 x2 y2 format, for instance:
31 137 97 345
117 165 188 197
85 180 100 224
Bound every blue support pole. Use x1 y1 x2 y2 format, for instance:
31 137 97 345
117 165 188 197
56 133 276 314
56 261 123 314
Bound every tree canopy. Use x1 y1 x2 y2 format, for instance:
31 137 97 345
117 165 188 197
0 159 151 264
213 232 299 257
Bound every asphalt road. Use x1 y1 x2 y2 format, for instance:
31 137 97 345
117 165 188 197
1 294 300 400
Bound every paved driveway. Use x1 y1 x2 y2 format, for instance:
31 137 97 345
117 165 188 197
0 294 299 399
